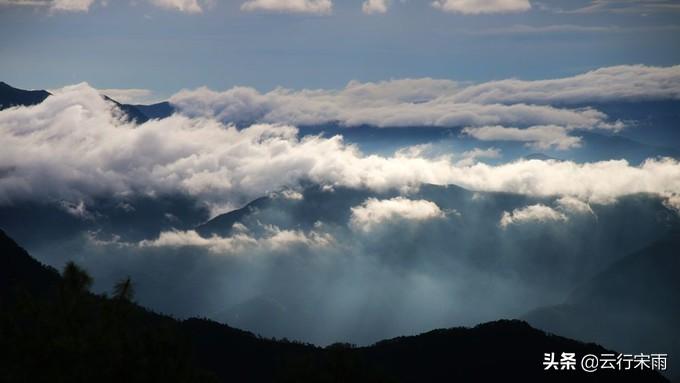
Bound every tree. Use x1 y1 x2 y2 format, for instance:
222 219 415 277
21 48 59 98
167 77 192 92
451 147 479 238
61 261 93 295
113 276 135 302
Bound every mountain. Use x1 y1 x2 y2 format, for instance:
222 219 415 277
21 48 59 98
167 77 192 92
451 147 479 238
103 95 150 124
0 229 668 382
131 101 174 120
103 97 175 123
0 230 60 305
0 81 50 110
0 81 173 123
196 196 272 237
574 100 680 149
524 233 680 381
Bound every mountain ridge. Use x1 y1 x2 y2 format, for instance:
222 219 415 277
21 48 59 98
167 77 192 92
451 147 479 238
1 228 669 382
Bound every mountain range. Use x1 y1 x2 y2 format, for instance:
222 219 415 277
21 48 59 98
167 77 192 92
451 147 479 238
0 229 670 382
1 80 679 381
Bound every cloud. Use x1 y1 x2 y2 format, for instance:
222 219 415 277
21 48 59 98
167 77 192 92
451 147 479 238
0 0 95 12
350 197 445 232
60 200 95 219
170 65 680 129
452 65 680 104
240 0 332 14
555 196 595 216
456 147 501 166
362 0 389 14
170 85 614 129
52 0 93 11
500 204 568 228
0 0 214 12
431 0 531 14
462 125 583 150
148 0 206 13
1 83 680 212
139 225 333 254
567 0 680 14
470 24 619 35
272 189 304 200
662 193 680 215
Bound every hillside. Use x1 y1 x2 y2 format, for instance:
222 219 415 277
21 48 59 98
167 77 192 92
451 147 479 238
525 234 680 380
0 229 669 382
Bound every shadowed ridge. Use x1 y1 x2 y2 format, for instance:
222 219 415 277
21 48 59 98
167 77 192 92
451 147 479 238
524 232 680 380
102 95 150 124
0 81 51 110
131 101 174 120
0 229 61 304
0 229 670 382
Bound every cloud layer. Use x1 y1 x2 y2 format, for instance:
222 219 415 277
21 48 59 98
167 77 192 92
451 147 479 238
170 65 679 130
462 125 582 150
240 0 332 14
140 225 333 253
0 0 211 12
500 204 568 228
350 197 445 232
362 0 389 14
149 0 205 13
1 82 680 213
431 0 531 14
0 0 95 12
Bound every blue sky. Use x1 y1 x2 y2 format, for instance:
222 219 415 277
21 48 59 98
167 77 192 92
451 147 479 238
1 0 679 96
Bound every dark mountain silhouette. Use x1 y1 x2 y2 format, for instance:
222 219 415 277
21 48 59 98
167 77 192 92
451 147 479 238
569 100 680 148
525 233 680 381
103 95 150 124
0 229 670 382
131 101 174 120
0 81 172 123
0 230 61 304
0 81 50 110
196 196 272 237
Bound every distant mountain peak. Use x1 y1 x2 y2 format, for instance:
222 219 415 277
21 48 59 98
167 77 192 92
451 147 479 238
0 81 51 110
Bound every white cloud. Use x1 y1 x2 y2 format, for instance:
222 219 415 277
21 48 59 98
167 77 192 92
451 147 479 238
1 83 680 210
279 189 304 200
462 125 583 150
350 197 445 232
662 193 680 215
456 147 501 166
0 0 95 11
269 189 304 200
395 144 435 159
170 85 613 129
52 0 93 11
470 24 619 35
500 204 568 228
60 200 94 219
170 65 680 129
431 0 531 14
240 0 332 14
362 0 389 14
148 0 205 13
0 0 214 12
556 196 595 216
139 225 333 254
452 65 680 104
568 0 680 14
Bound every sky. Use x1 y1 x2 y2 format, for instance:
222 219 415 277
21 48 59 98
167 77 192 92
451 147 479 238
1 0 680 98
